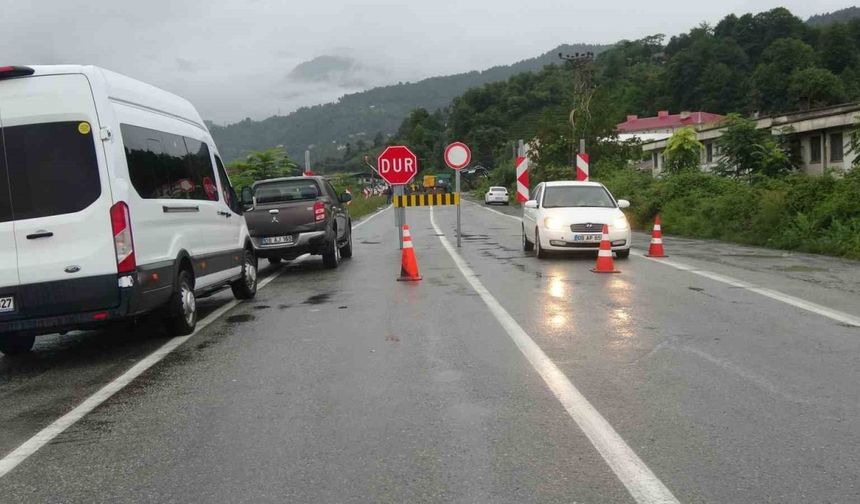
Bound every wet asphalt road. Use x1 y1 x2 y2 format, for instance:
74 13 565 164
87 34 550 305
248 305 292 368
1 202 860 503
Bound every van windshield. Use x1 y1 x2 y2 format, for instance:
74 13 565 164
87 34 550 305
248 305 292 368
255 179 320 204
3 121 100 220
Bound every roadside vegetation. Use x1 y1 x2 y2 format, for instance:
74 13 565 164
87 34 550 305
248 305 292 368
599 167 860 260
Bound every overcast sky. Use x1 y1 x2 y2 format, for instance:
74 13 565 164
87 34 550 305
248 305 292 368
1 1 852 123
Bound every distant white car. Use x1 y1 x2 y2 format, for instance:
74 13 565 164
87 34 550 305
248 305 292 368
484 186 509 205
521 181 632 259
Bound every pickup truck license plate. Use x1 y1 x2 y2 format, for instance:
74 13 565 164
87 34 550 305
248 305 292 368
0 296 14 313
573 234 603 243
261 235 293 245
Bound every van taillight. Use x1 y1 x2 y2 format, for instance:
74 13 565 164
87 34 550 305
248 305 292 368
0 66 35 79
110 202 136 273
314 200 325 221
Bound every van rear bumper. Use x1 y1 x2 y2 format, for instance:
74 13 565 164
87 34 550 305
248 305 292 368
0 274 144 337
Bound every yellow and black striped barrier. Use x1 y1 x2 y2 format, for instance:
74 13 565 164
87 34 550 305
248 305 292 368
393 193 461 208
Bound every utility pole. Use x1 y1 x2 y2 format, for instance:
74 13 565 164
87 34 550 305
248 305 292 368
558 52 596 170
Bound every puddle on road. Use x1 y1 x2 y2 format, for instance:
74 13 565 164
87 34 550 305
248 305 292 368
688 287 705 292
360 241 381 245
253 305 271 310
226 314 254 324
774 265 828 273
303 293 332 305
724 253 785 259
278 304 292 310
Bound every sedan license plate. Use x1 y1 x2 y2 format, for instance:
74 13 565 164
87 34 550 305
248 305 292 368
261 235 293 246
573 234 603 243
0 296 14 313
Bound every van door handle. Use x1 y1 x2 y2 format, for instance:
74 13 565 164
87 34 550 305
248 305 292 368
162 205 200 213
27 231 54 240
217 211 232 218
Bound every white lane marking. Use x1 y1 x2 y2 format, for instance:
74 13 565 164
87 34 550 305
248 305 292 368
429 207 680 504
0 270 284 479
631 250 860 327
467 200 522 223
353 205 390 229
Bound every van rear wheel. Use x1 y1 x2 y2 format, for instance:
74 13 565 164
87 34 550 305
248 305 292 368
166 269 197 336
231 249 258 300
0 334 36 355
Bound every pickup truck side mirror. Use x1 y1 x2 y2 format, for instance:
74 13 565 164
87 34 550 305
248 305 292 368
523 200 538 209
240 186 254 209
617 199 631 209
339 192 353 203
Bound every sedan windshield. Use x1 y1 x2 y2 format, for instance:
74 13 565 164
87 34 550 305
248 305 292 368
254 180 320 204
542 186 615 208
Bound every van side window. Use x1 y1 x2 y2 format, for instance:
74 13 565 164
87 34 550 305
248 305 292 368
122 124 218 202
4 121 101 220
214 155 241 214
184 138 219 202
161 132 192 200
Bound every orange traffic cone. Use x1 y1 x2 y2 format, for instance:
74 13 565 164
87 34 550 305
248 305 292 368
397 225 422 281
646 215 667 258
592 224 620 274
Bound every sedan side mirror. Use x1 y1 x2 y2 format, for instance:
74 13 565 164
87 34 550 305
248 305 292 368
340 192 353 203
617 199 631 209
240 186 254 209
524 200 538 209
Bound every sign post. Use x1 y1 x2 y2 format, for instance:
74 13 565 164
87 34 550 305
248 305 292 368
444 142 471 248
377 146 419 249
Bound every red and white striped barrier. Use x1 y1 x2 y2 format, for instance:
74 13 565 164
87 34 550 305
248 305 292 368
516 155 529 203
576 153 589 181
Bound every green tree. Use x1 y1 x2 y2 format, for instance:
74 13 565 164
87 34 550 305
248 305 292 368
663 127 703 174
751 38 816 112
716 114 792 178
227 146 298 189
788 67 848 110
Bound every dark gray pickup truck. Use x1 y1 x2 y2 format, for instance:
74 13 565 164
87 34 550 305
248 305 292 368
240 176 353 268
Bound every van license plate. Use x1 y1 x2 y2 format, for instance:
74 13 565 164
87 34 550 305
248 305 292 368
0 296 14 313
573 234 603 242
261 236 293 245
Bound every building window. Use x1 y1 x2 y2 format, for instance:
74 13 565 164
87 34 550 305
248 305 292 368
830 132 844 162
809 136 822 164
706 143 714 163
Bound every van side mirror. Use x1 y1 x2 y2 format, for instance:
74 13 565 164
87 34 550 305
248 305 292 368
340 192 353 203
241 186 254 209
524 200 538 209
617 199 631 209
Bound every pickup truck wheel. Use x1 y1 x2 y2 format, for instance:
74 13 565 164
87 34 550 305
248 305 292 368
322 230 340 269
0 333 36 355
231 249 258 300
339 223 353 259
166 269 197 336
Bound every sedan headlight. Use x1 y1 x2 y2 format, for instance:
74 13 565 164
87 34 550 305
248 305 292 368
613 215 630 230
543 217 566 230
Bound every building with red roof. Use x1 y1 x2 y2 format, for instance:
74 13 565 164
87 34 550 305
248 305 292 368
617 110 725 135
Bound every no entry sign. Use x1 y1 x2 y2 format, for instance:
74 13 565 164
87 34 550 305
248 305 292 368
444 142 471 170
377 146 418 185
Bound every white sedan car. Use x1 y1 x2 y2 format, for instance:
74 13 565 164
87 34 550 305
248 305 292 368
484 186 510 205
522 181 632 259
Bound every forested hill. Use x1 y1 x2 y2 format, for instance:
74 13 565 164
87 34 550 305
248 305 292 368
208 43 607 162
807 7 860 27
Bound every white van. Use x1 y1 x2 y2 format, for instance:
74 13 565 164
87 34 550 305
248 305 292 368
0 65 258 355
